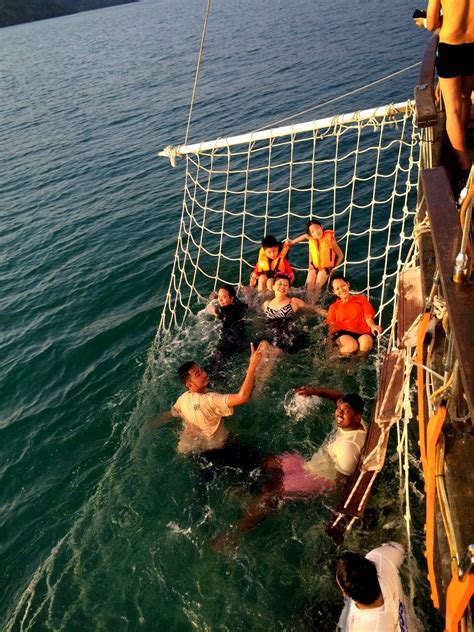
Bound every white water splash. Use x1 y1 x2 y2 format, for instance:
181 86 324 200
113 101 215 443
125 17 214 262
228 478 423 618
283 391 322 421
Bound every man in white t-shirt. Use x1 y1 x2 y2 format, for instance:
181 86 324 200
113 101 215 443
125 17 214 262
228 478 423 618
155 342 267 477
212 387 367 547
336 542 410 631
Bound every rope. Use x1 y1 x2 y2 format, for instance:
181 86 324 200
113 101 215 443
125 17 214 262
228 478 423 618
251 62 422 133
184 0 212 146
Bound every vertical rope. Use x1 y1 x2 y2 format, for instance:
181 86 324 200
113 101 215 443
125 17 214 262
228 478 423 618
287 132 296 239
184 0 212 146
215 144 232 291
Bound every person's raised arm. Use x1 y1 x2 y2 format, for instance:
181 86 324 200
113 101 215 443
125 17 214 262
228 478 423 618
286 233 309 247
295 386 343 401
204 295 219 317
227 342 264 407
426 0 442 30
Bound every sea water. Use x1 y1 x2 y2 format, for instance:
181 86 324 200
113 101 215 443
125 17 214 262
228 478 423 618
1 1 441 629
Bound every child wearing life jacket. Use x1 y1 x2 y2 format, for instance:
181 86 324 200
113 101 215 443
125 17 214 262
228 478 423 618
288 220 344 301
250 235 295 292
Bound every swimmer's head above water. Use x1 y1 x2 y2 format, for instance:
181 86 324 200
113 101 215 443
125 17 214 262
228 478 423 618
217 284 236 307
335 394 364 430
178 362 209 392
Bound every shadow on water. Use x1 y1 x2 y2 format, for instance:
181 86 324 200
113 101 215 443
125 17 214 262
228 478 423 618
4 306 441 631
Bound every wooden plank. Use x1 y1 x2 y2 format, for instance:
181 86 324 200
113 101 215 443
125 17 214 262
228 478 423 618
422 167 474 415
443 428 474 570
373 350 405 424
414 32 438 128
326 350 405 540
398 268 424 348
419 230 437 301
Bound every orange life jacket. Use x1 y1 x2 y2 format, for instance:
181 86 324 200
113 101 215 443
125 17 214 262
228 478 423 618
309 230 336 269
256 243 290 274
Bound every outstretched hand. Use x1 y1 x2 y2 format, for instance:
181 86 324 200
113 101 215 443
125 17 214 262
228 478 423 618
295 385 316 397
249 341 266 367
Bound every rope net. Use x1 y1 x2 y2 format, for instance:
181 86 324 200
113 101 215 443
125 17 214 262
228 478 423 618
158 101 420 340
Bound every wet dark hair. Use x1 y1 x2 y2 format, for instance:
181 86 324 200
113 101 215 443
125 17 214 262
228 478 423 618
330 274 350 291
261 235 279 249
336 552 381 605
177 361 197 385
305 219 322 235
273 273 291 286
218 284 236 299
340 393 364 415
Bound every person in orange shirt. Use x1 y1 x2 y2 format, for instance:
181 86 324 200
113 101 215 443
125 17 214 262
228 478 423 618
288 219 344 301
319 275 382 354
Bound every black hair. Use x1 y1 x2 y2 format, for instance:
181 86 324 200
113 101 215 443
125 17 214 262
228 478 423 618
336 552 381 605
261 235 279 249
330 274 350 291
273 272 292 286
340 393 364 415
177 361 197 385
218 284 237 299
305 219 322 235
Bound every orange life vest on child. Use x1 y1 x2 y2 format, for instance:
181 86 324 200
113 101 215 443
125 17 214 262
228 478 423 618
309 230 337 269
256 243 290 274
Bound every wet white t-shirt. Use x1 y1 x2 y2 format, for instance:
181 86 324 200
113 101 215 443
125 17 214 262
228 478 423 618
171 391 233 453
338 542 410 632
304 423 367 481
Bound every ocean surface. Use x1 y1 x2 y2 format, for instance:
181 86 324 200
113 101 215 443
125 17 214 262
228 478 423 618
1 1 440 630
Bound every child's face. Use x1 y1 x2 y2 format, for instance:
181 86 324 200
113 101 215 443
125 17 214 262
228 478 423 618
331 278 350 300
264 246 279 260
217 288 234 307
308 223 323 239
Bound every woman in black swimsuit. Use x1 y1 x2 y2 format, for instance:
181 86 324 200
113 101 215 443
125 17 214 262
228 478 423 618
209 285 248 363
255 274 323 393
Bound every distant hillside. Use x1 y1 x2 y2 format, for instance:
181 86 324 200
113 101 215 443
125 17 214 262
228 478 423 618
0 0 138 28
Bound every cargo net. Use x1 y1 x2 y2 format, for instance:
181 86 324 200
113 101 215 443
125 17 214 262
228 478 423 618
158 101 420 341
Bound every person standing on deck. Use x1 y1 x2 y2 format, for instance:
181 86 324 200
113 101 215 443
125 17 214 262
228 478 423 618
423 0 474 193
336 542 412 631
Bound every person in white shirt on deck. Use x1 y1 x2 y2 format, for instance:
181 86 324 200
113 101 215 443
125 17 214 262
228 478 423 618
336 542 411 632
